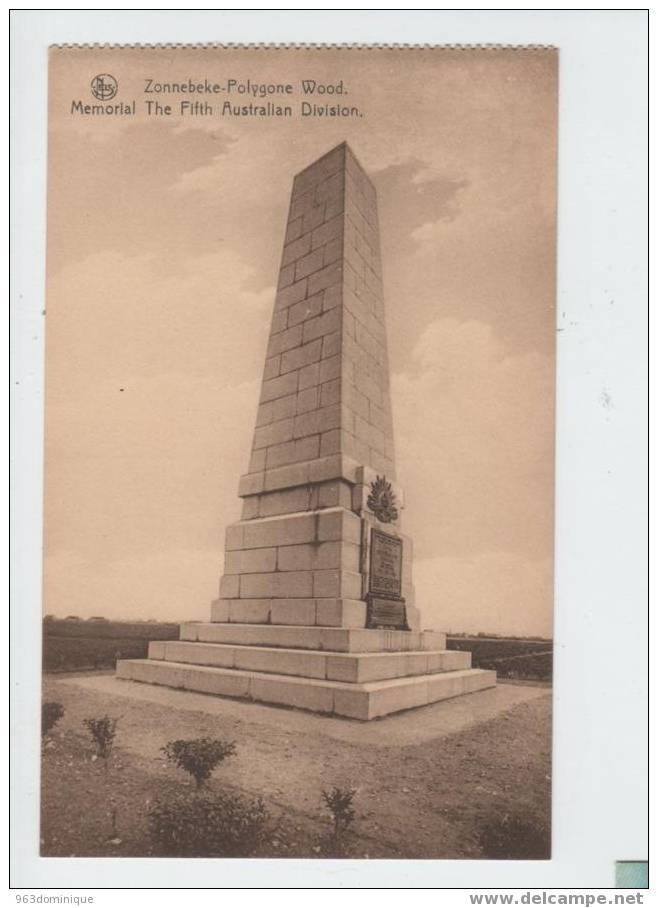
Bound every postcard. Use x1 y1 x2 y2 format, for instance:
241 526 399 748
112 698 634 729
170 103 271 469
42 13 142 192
39 44 558 863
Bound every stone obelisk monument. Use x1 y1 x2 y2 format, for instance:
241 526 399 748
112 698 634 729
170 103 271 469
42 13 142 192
117 143 495 719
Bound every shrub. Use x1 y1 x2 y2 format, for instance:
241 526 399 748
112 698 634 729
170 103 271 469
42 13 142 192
148 790 268 857
322 786 356 841
83 715 118 759
479 813 550 859
42 701 65 736
162 737 236 789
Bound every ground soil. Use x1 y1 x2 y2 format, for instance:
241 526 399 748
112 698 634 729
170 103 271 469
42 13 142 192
41 673 552 860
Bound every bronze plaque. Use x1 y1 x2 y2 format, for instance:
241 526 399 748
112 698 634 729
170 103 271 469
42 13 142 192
368 597 407 630
367 529 406 628
369 528 403 598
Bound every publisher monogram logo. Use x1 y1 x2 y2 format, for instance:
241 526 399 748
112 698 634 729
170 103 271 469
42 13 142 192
90 74 118 101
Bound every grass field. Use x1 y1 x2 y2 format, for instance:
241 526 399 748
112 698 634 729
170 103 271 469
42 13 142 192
447 636 553 681
42 619 179 672
43 620 553 680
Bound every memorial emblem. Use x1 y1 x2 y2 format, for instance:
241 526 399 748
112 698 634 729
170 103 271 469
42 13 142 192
367 475 399 523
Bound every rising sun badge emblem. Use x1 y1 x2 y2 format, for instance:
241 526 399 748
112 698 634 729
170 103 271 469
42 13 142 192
367 475 399 523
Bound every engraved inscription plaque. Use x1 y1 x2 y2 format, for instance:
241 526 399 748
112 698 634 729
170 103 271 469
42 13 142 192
367 528 407 629
369 528 403 598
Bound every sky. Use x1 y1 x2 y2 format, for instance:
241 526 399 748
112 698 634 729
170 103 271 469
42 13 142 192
44 47 557 636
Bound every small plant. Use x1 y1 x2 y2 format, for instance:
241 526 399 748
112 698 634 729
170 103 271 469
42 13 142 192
42 701 65 737
479 813 550 860
148 790 268 857
322 786 357 846
162 737 236 789
83 715 118 759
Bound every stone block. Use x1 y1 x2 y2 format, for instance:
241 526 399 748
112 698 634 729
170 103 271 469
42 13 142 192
322 283 342 311
321 331 342 359
331 688 369 720
314 598 367 628
296 386 319 414
285 216 303 244
234 647 326 680
219 574 240 599
266 324 303 359
263 355 280 381
317 508 362 544
237 472 265 496
302 308 341 344
302 203 326 233
288 292 324 328
229 599 272 624
260 371 299 404
282 232 312 267
298 360 321 390
308 261 342 296
313 569 362 599
307 453 341 483
189 666 252 699
210 598 230 622
311 213 343 250
242 512 317 549
281 339 322 376
270 309 288 335
253 417 294 450
295 248 325 281
258 486 311 518
148 641 166 660
250 675 334 713
323 237 342 267
319 429 341 456
239 570 314 599
248 449 267 473
263 461 310 492
274 278 309 312
276 571 315 598
367 678 429 719
266 433 320 469
158 641 236 669
224 524 244 551
256 393 296 427
318 479 352 510
320 378 341 407
270 598 317 626
241 497 260 520
277 262 295 290
277 540 342 572
237 572 277 599
319 353 342 384
316 170 344 205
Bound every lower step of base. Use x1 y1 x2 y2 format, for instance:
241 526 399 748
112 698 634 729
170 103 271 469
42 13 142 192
116 658 496 720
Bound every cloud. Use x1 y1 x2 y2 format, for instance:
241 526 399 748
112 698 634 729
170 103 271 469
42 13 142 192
392 317 554 566
48 120 237 272
373 158 468 258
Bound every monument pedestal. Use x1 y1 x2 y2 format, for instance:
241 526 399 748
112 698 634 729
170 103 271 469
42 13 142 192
117 625 495 720
117 143 496 719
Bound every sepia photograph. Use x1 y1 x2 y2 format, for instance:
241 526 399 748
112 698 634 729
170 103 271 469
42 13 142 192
39 44 558 862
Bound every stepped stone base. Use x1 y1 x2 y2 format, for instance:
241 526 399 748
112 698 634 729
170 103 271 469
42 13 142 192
117 658 495 720
117 622 496 720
